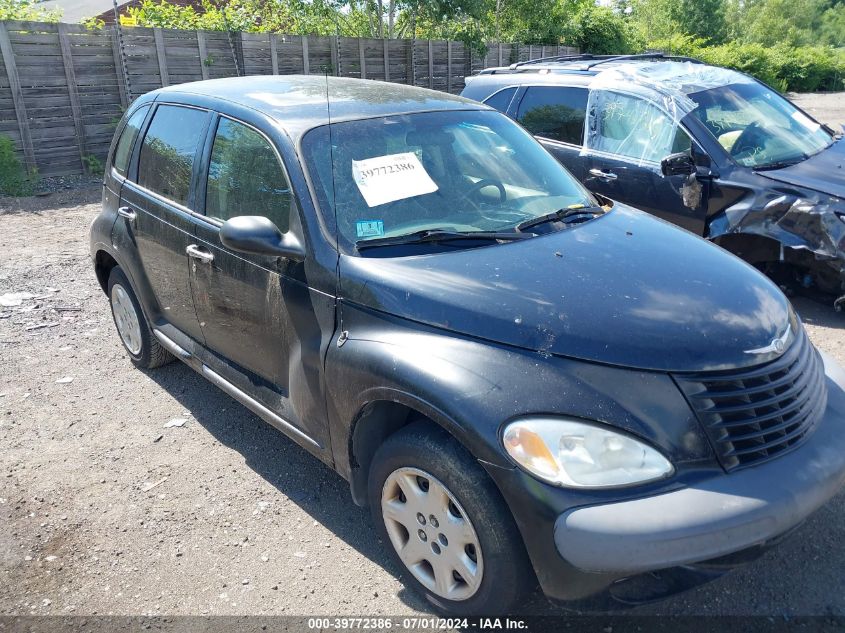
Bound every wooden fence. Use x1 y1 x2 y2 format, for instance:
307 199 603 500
0 19 577 178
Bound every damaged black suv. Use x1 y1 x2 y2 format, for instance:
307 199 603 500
463 54 845 308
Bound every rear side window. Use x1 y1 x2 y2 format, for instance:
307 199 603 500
112 105 149 176
516 86 588 146
205 118 292 232
138 105 208 206
483 87 517 113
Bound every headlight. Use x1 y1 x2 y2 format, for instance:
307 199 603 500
502 417 674 488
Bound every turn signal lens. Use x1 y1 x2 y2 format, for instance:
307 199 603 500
503 426 560 479
502 418 674 488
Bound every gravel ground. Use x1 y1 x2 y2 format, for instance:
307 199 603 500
2 91 845 619
789 92 845 130
3 186 845 619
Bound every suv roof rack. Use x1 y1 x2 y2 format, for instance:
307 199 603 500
503 52 704 72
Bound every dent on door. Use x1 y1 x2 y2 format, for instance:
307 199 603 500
188 243 333 452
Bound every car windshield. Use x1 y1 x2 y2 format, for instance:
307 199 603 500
688 82 834 169
301 110 598 253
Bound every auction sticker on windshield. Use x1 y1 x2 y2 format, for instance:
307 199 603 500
352 152 438 207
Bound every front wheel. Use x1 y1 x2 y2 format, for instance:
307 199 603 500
368 422 534 615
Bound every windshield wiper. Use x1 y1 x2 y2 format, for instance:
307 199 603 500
753 156 807 171
356 228 534 251
516 206 605 232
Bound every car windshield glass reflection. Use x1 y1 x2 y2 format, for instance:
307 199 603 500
301 110 599 253
689 82 834 169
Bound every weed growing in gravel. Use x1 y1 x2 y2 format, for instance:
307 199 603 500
0 134 38 197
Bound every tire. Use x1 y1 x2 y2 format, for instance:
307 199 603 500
368 421 534 615
107 266 173 369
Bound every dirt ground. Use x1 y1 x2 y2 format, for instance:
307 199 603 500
2 93 845 619
789 92 845 129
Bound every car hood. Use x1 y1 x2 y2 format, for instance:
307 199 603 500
759 137 845 199
339 204 793 372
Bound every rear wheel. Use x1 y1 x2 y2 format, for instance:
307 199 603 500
107 267 173 369
368 422 533 615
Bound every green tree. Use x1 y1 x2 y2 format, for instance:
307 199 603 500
736 0 823 46
565 4 637 53
631 0 727 44
819 1 845 45
0 0 62 21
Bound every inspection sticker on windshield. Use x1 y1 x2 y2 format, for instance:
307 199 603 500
356 220 384 238
352 152 438 207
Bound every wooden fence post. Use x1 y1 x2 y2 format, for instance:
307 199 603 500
358 38 366 79
330 35 339 76
153 27 169 86
0 22 36 173
383 38 390 81
111 26 129 107
427 40 433 89
269 33 279 75
406 38 414 85
301 35 310 74
446 40 452 93
57 23 87 172
196 31 210 80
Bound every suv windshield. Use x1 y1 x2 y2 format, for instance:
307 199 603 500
689 82 833 169
301 110 598 253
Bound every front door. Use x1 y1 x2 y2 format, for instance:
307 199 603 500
188 115 328 449
118 103 211 344
584 90 708 235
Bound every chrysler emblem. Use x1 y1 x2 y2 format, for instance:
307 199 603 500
744 324 791 356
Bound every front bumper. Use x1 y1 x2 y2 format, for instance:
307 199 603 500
487 351 845 603
556 362 845 574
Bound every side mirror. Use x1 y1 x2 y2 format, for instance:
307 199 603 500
661 152 696 177
219 216 306 262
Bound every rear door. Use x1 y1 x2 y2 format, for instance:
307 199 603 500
116 103 211 344
513 85 589 180
584 90 707 234
188 113 328 450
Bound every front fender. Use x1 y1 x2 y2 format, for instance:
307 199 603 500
324 302 716 484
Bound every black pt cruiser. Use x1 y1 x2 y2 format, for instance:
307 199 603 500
90 76 845 615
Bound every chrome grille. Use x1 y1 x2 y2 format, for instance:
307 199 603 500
674 328 826 472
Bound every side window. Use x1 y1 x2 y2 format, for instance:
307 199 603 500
112 105 149 177
589 91 681 163
138 105 208 206
205 118 291 233
483 87 517 113
516 86 588 146
671 127 692 154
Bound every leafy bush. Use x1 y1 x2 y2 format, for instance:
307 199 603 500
647 34 845 92
82 154 104 176
0 135 37 197
565 5 637 55
0 0 62 21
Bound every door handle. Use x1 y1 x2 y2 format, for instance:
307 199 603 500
589 168 618 181
186 244 214 264
117 206 137 221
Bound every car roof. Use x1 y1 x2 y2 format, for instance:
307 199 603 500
463 56 752 104
151 75 486 139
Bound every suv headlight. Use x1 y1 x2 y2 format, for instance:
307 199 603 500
502 417 674 488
